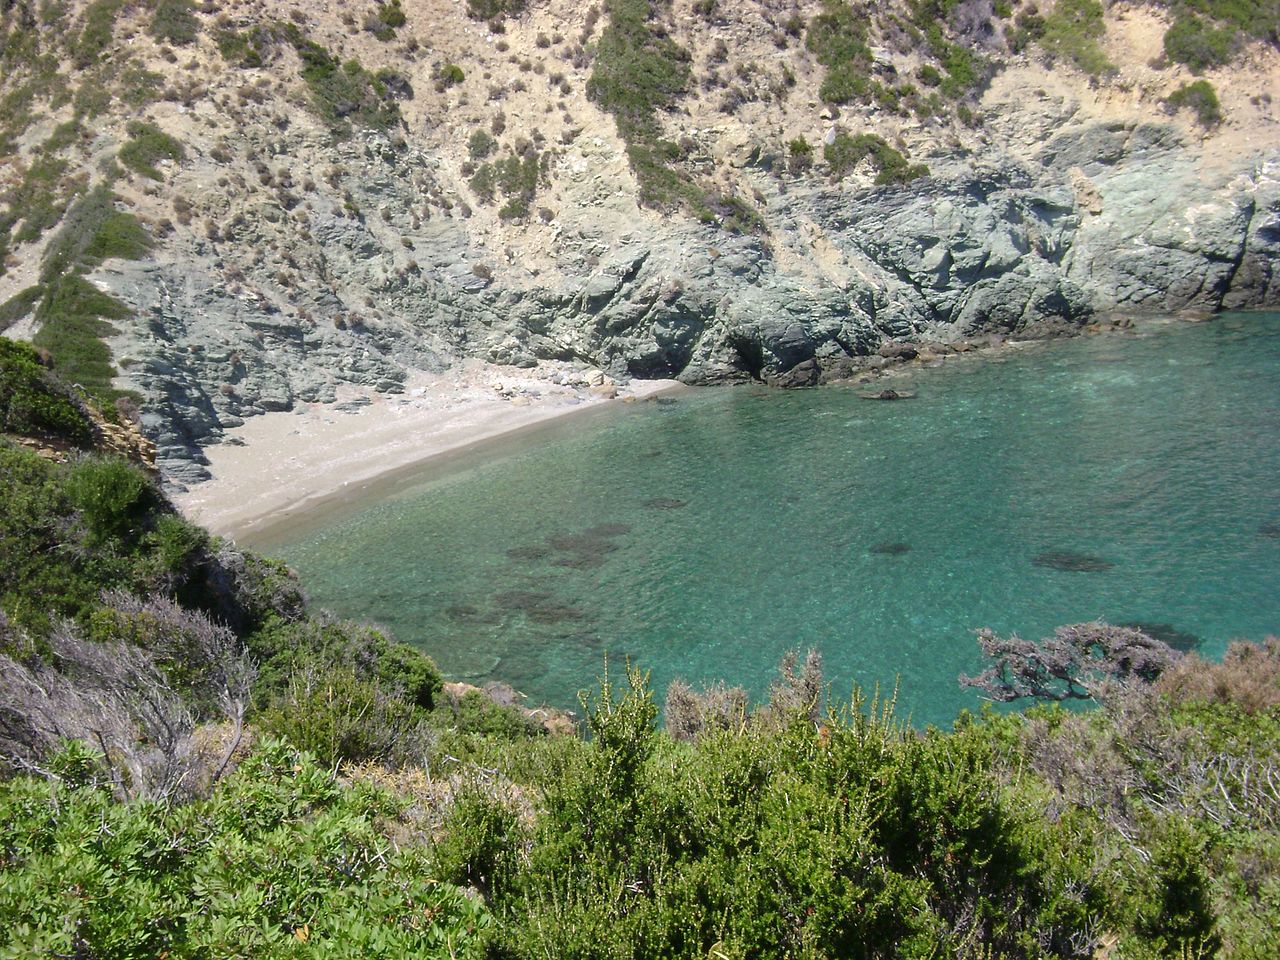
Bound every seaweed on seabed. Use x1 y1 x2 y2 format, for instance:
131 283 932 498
1032 550 1115 572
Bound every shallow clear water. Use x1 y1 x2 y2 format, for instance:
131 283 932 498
268 313 1280 727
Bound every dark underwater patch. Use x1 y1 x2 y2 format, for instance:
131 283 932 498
1032 550 1115 572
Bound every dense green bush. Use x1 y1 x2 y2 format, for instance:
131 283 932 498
0 338 93 444
469 150 543 219
1167 79 1223 127
286 26 402 135
825 131 930 185
32 274 130 399
118 120 185 180
73 0 126 69
468 128 496 160
40 184 152 284
149 0 199 45
1163 12 1238 71
247 616 442 709
1039 0 1115 75
466 0 526 21
806 0 874 105
62 454 155 544
0 739 490 957
258 664 429 766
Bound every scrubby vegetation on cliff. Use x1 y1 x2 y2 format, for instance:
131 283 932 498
1 355 1279 957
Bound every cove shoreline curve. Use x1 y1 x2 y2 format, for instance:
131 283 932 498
173 360 683 548
172 313 1201 550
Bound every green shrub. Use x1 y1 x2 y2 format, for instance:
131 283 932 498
806 1 874 104
258 664 429 766
469 150 542 217
0 740 491 956
41 184 153 285
1006 9 1047 52
285 26 402 135
118 120 185 180
247 616 442 709
468 128 496 160
0 443 118 630
32 274 130 398
0 285 43 333
149 0 199 45
787 135 814 174
438 62 465 87
215 27 270 67
1136 819 1222 956
369 0 406 38
1163 12 1237 72
1166 79 1223 127
72 0 126 69
119 64 165 107
825 131 929 185
0 337 93 444
1040 0 1115 75
466 0 526 20
62 454 154 544
433 789 526 898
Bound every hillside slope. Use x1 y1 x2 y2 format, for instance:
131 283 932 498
1 0 1278 481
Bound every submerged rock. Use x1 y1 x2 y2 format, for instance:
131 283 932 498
582 523 633 538
1032 551 1116 573
506 545 553 561
859 389 915 400
1118 621 1202 653
1258 521 1280 539
493 590 585 624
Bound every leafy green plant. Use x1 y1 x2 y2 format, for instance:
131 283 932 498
287 26 402 135
62 454 154 544
368 0 407 39
1039 0 1115 75
1163 12 1238 72
32 273 130 398
466 0 526 20
118 120 185 180
806 0 874 104
149 0 199 45
468 128 496 160
258 664 430 766
1166 79 1223 127
825 131 929 185
0 740 491 957
0 337 93 444
72 0 126 69
437 62 465 87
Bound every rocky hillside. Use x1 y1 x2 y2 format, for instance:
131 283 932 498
1 0 1278 481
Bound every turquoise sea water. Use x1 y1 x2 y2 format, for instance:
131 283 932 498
268 313 1280 728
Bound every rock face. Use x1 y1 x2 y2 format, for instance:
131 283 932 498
1 1 1276 482
97 116 1277 481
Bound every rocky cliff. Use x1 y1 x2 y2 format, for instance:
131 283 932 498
1 0 1277 482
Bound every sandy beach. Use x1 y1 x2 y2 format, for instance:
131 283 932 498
173 360 681 544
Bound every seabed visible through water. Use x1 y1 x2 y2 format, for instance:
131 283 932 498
267 313 1280 727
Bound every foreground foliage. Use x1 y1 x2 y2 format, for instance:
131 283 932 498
0 739 490 958
0 358 1277 957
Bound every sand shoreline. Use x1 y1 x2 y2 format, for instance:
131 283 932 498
172 360 682 546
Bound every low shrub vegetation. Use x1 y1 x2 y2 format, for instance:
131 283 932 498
148 0 200 45
825 131 930 185
1039 0 1115 76
118 120 185 181
1167 78 1224 127
0 366 1276 955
